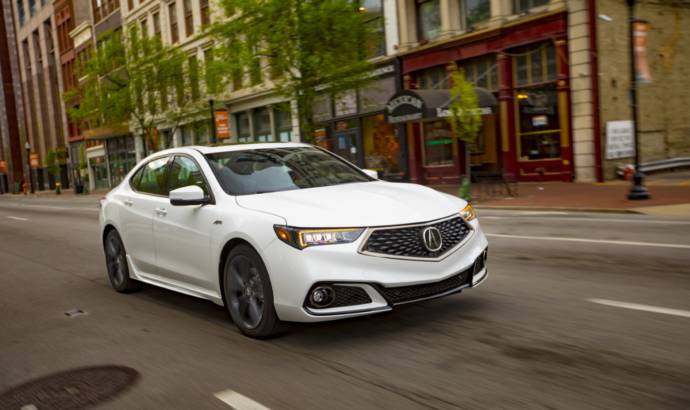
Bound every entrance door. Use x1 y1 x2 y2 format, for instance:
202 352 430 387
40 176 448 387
333 129 359 164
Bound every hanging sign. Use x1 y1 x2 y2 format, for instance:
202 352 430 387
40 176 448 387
214 109 231 140
30 153 40 169
0 160 7 173
633 20 652 84
605 120 635 159
385 91 425 124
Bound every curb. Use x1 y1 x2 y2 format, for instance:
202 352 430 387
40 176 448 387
473 205 643 214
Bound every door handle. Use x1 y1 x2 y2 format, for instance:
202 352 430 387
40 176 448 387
155 208 168 217
124 199 134 207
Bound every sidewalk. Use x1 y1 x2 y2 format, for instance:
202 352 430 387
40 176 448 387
432 181 690 217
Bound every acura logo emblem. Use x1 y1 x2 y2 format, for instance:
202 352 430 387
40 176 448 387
421 227 443 252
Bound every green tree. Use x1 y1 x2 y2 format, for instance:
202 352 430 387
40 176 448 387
67 27 210 152
209 0 377 142
447 68 482 200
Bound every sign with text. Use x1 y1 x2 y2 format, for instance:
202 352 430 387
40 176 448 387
30 153 40 169
214 109 231 140
605 121 635 159
385 91 425 124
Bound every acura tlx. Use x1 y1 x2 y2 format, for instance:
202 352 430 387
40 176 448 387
99 143 488 338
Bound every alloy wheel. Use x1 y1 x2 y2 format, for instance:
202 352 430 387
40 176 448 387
226 255 265 329
105 235 126 287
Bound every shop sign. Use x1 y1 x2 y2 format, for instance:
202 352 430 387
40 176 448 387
435 107 492 118
605 120 635 159
0 160 7 173
386 91 425 124
30 153 40 169
633 20 652 84
214 109 231 140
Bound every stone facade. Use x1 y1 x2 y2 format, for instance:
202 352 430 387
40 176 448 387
596 0 690 179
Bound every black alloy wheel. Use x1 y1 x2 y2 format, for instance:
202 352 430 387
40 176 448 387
223 244 285 338
104 230 140 293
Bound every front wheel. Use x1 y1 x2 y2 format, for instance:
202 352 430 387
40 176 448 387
104 229 140 293
223 244 286 338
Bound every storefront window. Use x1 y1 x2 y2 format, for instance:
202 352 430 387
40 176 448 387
181 125 193 146
517 86 561 160
107 136 136 186
253 107 272 142
459 54 498 91
334 90 358 117
416 65 448 89
363 114 401 178
360 76 396 113
237 112 251 142
513 42 557 86
274 104 293 142
417 0 441 41
423 121 453 166
195 121 211 145
313 94 332 123
514 0 549 14
464 0 490 29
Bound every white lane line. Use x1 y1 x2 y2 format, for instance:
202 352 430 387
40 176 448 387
214 390 270 410
588 299 690 319
485 233 690 249
480 216 690 225
6 216 28 221
0 204 99 212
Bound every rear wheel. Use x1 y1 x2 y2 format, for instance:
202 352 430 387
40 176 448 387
104 229 140 293
223 244 285 338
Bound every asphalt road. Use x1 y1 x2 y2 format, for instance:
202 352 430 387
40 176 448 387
1 195 689 409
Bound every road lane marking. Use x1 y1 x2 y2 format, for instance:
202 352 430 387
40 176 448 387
588 299 690 319
480 215 690 225
0 203 99 212
485 233 690 249
214 390 270 410
6 216 28 221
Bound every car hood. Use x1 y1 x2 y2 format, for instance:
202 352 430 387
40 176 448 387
235 181 465 227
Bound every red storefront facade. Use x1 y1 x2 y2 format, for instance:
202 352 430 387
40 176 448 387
400 11 573 184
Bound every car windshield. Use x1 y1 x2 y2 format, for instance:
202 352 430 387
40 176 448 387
204 146 373 195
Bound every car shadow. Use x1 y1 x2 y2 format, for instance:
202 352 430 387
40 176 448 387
129 283 489 345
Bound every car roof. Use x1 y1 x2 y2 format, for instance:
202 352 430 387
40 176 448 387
191 142 310 155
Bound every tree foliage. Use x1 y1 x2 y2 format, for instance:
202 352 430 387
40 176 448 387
209 0 378 141
66 28 211 149
447 68 482 144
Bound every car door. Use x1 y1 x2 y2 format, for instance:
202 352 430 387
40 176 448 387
118 156 171 276
153 154 218 290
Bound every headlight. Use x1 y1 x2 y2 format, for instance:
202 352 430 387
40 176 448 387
460 204 477 222
274 225 364 249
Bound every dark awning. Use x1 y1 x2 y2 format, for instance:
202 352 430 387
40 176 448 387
385 88 497 124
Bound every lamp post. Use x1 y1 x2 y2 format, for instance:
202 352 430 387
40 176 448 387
209 99 217 145
626 0 650 200
24 141 34 194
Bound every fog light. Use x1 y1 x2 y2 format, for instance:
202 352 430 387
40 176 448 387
310 286 335 308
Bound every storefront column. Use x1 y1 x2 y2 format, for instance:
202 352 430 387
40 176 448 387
268 105 276 142
402 74 421 183
497 52 517 178
446 63 464 177
172 127 182 148
555 39 573 182
290 99 301 142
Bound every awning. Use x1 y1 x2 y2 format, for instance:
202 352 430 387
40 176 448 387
385 88 497 124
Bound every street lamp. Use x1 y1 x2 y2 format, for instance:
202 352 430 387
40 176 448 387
626 0 650 200
24 141 34 194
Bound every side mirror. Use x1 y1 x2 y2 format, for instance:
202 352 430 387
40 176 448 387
362 169 379 179
170 185 208 206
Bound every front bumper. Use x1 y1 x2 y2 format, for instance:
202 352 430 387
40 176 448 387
263 220 489 322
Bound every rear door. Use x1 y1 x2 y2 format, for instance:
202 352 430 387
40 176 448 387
153 154 217 290
119 156 170 276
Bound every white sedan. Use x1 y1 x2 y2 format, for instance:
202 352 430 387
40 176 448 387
100 143 488 338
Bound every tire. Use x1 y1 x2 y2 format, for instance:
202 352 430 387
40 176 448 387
222 244 286 339
104 229 140 293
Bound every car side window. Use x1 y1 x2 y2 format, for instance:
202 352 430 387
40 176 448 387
129 166 145 191
168 156 208 195
136 157 171 196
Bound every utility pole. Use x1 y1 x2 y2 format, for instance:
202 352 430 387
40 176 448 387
25 141 34 194
626 0 650 200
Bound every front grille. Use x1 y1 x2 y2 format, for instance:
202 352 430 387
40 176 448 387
362 216 471 259
377 268 472 305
